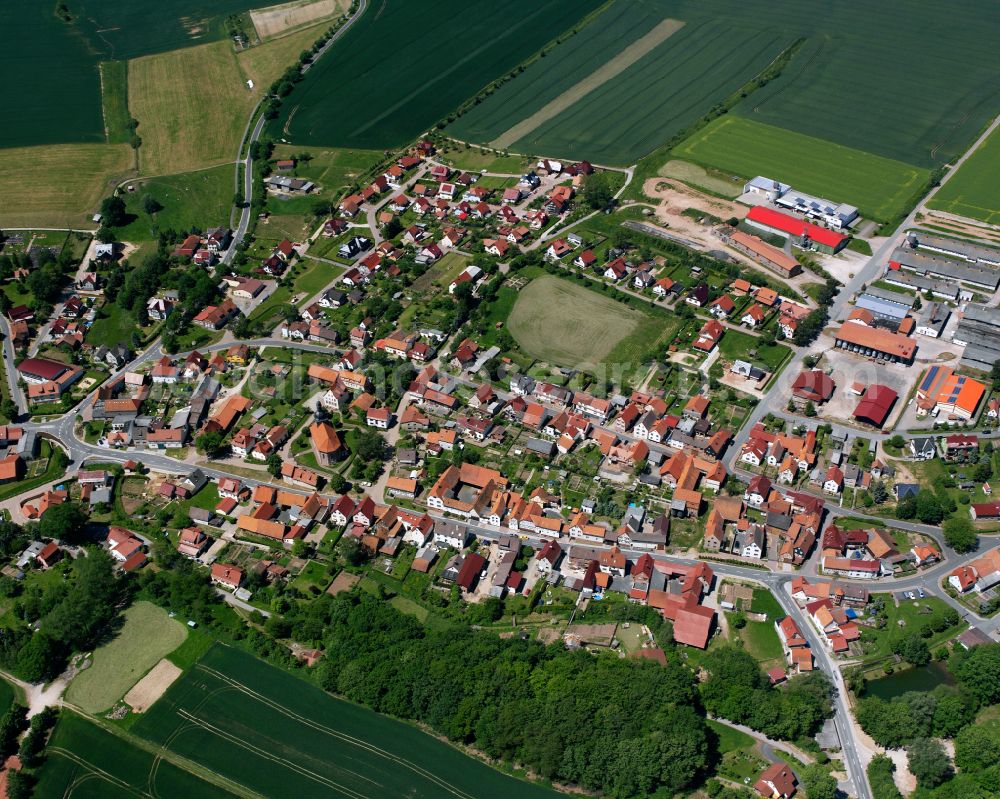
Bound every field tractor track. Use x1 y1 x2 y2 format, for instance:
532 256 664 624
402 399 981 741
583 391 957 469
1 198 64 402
196 665 478 799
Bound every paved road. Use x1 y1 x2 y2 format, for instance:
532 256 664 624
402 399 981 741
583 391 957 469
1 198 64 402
224 0 369 264
0 316 27 415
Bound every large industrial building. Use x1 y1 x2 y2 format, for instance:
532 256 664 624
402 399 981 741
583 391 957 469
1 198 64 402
954 304 1000 373
745 206 849 254
889 247 1000 292
908 231 1000 268
833 322 916 364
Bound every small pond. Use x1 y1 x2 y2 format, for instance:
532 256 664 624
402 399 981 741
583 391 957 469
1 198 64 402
864 660 954 700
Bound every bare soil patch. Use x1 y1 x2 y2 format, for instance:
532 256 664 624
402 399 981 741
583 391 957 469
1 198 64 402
123 658 182 712
250 0 346 40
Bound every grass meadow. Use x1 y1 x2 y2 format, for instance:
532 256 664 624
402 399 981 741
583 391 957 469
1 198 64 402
928 124 1000 224
673 116 930 222
133 644 565 799
129 41 256 175
66 602 188 714
506 275 644 369
118 164 235 241
100 61 133 144
272 0 603 149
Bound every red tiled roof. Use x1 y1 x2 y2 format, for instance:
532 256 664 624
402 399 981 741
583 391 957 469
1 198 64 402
747 205 846 248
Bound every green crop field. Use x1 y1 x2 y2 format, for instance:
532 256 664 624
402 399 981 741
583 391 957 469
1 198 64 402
0 4 106 148
133 644 564 799
34 711 240 798
272 0 603 149
928 124 1000 224
65 602 188 714
453 14 790 167
674 117 930 222
70 0 262 60
100 60 133 145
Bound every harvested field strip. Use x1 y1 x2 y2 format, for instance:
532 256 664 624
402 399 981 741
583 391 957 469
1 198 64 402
237 19 329 92
0 143 134 229
491 18 684 149
673 115 930 222
251 0 345 39
512 21 791 165
449 0 671 145
134 644 563 799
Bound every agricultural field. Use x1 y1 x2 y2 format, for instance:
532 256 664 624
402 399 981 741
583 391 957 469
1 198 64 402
0 3 106 148
33 711 241 799
65 602 188 714
134 644 565 799
69 0 262 60
673 117 930 222
713 0 1000 169
507 274 668 371
453 14 790 167
236 18 328 89
927 124 1000 224
272 0 604 149
0 143 134 229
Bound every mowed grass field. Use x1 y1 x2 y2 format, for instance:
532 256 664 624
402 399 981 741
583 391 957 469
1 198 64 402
130 23 330 176
65 601 188 714
673 116 931 222
273 0 604 149
507 275 646 369
0 143 134 228
33 711 240 799
133 644 565 799
927 124 1000 224
129 41 256 175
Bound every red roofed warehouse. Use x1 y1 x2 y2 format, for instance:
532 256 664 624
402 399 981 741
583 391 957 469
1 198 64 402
834 322 916 364
745 206 848 254
853 385 898 428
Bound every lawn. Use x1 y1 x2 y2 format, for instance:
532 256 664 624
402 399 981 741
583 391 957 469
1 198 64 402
86 301 138 348
928 123 1000 224
117 165 235 243
506 275 646 370
33 711 240 799
0 442 65 503
271 0 604 149
717 328 792 372
857 593 967 663
750 587 784 620
64 601 188 714
707 718 755 755
0 143 134 229
270 144 381 199
411 251 471 294
454 14 791 166
673 116 930 222
134 644 567 799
